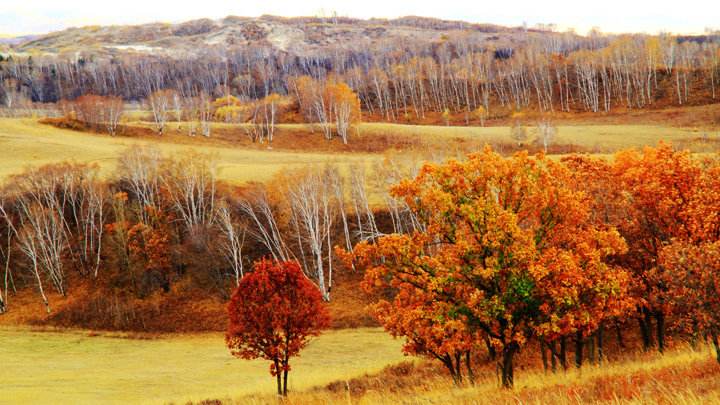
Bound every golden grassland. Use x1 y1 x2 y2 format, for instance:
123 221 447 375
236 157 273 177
234 344 720 405
2 117 719 185
0 327 406 405
360 122 716 152
0 118 379 183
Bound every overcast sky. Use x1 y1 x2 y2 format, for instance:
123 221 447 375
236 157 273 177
1 0 718 36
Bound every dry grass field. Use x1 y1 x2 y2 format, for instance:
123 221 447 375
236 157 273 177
0 118 379 183
0 327 406 404
2 117 719 185
235 344 720 404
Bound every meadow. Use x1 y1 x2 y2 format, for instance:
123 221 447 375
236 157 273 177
2 117 718 184
237 343 720 404
0 118 378 183
0 327 405 404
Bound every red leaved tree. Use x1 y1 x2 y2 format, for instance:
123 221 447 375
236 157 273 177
225 259 330 396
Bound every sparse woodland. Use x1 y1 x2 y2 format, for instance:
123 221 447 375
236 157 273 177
1 142 720 391
2 28 720 124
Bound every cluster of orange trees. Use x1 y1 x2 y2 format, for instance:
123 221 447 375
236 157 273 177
54 80 362 144
341 143 720 388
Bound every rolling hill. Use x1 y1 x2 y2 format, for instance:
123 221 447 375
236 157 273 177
5 15 540 57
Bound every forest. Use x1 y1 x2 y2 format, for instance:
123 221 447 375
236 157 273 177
2 30 720 123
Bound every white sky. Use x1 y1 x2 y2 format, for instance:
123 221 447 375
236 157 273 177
1 0 718 36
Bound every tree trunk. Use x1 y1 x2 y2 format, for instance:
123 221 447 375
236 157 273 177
540 340 549 372
550 341 558 372
712 332 720 364
442 355 462 386
501 343 518 389
575 331 584 369
588 332 596 365
597 324 604 366
454 353 463 386
274 359 282 396
283 368 289 396
655 311 666 354
560 336 568 370
484 334 496 361
465 351 475 385
639 309 653 351
615 321 626 349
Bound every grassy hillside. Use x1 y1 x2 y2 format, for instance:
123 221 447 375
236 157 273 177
0 327 405 404
10 15 522 57
360 122 715 152
236 345 720 404
0 118 378 183
2 117 718 185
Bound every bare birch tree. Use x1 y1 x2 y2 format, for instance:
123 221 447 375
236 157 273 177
287 169 337 300
161 152 217 237
117 146 163 224
147 89 176 135
217 201 246 286
536 119 558 153
238 186 291 262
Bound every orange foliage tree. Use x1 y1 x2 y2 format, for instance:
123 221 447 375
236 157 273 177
659 241 720 362
226 259 331 396
292 75 360 143
611 144 703 352
346 148 631 388
655 155 720 361
327 81 361 144
126 206 173 295
65 94 124 135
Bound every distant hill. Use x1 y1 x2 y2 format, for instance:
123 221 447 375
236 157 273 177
0 35 40 46
6 15 534 57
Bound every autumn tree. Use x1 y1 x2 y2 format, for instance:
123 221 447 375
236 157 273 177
213 95 246 123
535 119 557 153
147 89 176 135
117 146 163 224
348 148 629 388
612 143 702 353
226 259 330 396
660 241 720 362
69 95 125 135
217 200 246 286
327 82 361 144
474 106 487 127
126 206 174 295
160 151 217 237
286 168 340 301
510 123 528 147
293 76 360 143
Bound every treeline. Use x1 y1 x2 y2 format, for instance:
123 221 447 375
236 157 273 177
1 32 719 120
0 147 422 321
47 75 362 145
343 144 720 388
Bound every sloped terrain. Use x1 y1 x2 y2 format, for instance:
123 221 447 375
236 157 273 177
9 15 532 57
